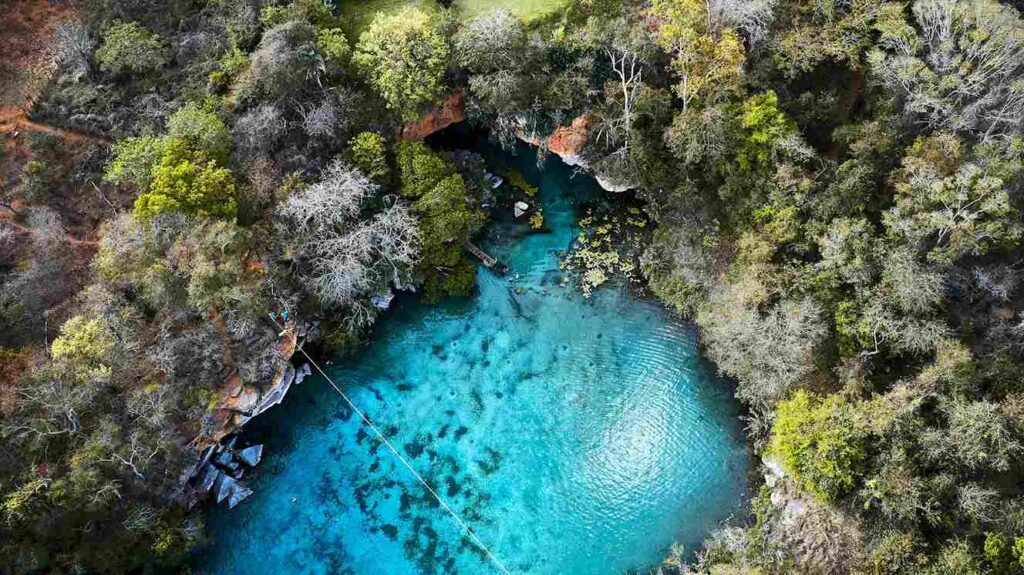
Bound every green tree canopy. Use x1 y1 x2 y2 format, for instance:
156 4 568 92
769 391 870 502
166 103 234 164
354 8 450 121
134 141 237 220
95 20 169 75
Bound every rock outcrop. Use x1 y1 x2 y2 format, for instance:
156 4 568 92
759 457 865 573
206 317 316 447
396 88 466 142
520 116 636 193
519 116 590 168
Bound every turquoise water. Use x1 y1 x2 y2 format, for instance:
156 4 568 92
195 139 749 575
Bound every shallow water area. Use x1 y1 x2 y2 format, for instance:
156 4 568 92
195 138 749 575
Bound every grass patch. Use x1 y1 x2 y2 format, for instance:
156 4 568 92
338 0 438 40
337 0 570 39
453 0 570 21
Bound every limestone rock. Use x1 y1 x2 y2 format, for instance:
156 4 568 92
238 445 264 467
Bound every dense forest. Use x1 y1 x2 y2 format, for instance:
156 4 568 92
2 0 1024 572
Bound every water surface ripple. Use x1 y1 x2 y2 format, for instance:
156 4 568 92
196 142 749 575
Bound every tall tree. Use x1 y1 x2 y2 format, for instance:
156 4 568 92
354 8 450 122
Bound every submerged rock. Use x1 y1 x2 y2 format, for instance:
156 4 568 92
215 474 236 504
197 466 220 493
371 289 395 310
294 363 312 385
227 484 254 509
238 445 264 467
514 201 529 218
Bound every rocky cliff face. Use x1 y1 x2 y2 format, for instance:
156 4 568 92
396 88 466 142
526 116 592 168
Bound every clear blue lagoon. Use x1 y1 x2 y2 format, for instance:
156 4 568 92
195 137 750 575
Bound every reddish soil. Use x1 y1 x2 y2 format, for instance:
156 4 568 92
1 0 117 250
1 0 104 142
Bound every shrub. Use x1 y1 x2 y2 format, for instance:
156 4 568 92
166 103 233 163
395 141 453 198
105 136 171 190
95 20 168 75
349 132 388 183
51 316 113 382
316 27 350 70
412 173 486 301
237 20 318 101
769 391 868 502
736 91 796 171
20 160 52 203
134 142 236 220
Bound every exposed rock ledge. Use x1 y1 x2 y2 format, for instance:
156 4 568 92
397 88 466 142
179 317 316 509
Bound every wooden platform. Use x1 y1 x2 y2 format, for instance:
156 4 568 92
464 241 508 275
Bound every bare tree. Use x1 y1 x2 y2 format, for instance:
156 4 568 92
54 20 95 80
299 97 338 140
710 0 777 47
698 286 828 405
278 161 371 233
234 104 287 154
870 0 1024 138
277 162 420 322
3 374 96 441
599 46 644 155
99 430 162 480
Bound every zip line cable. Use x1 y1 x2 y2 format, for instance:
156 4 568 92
267 315 514 575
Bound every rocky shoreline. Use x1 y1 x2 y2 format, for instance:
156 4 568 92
178 317 317 510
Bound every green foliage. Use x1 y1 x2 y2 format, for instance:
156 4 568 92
769 391 868 502
51 315 114 382
350 131 389 183
236 20 319 102
175 220 264 314
926 540 979 575
209 46 250 88
868 0 1024 136
20 160 52 203
736 91 797 171
95 20 169 75
167 102 233 163
865 532 928 575
771 0 878 78
984 532 1022 574
354 8 450 121
395 141 454 198
885 134 1022 264
648 0 745 111
135 141 237 220
412 173 486 301
317 27 350 70
105 135 172 189
260 0 337 28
